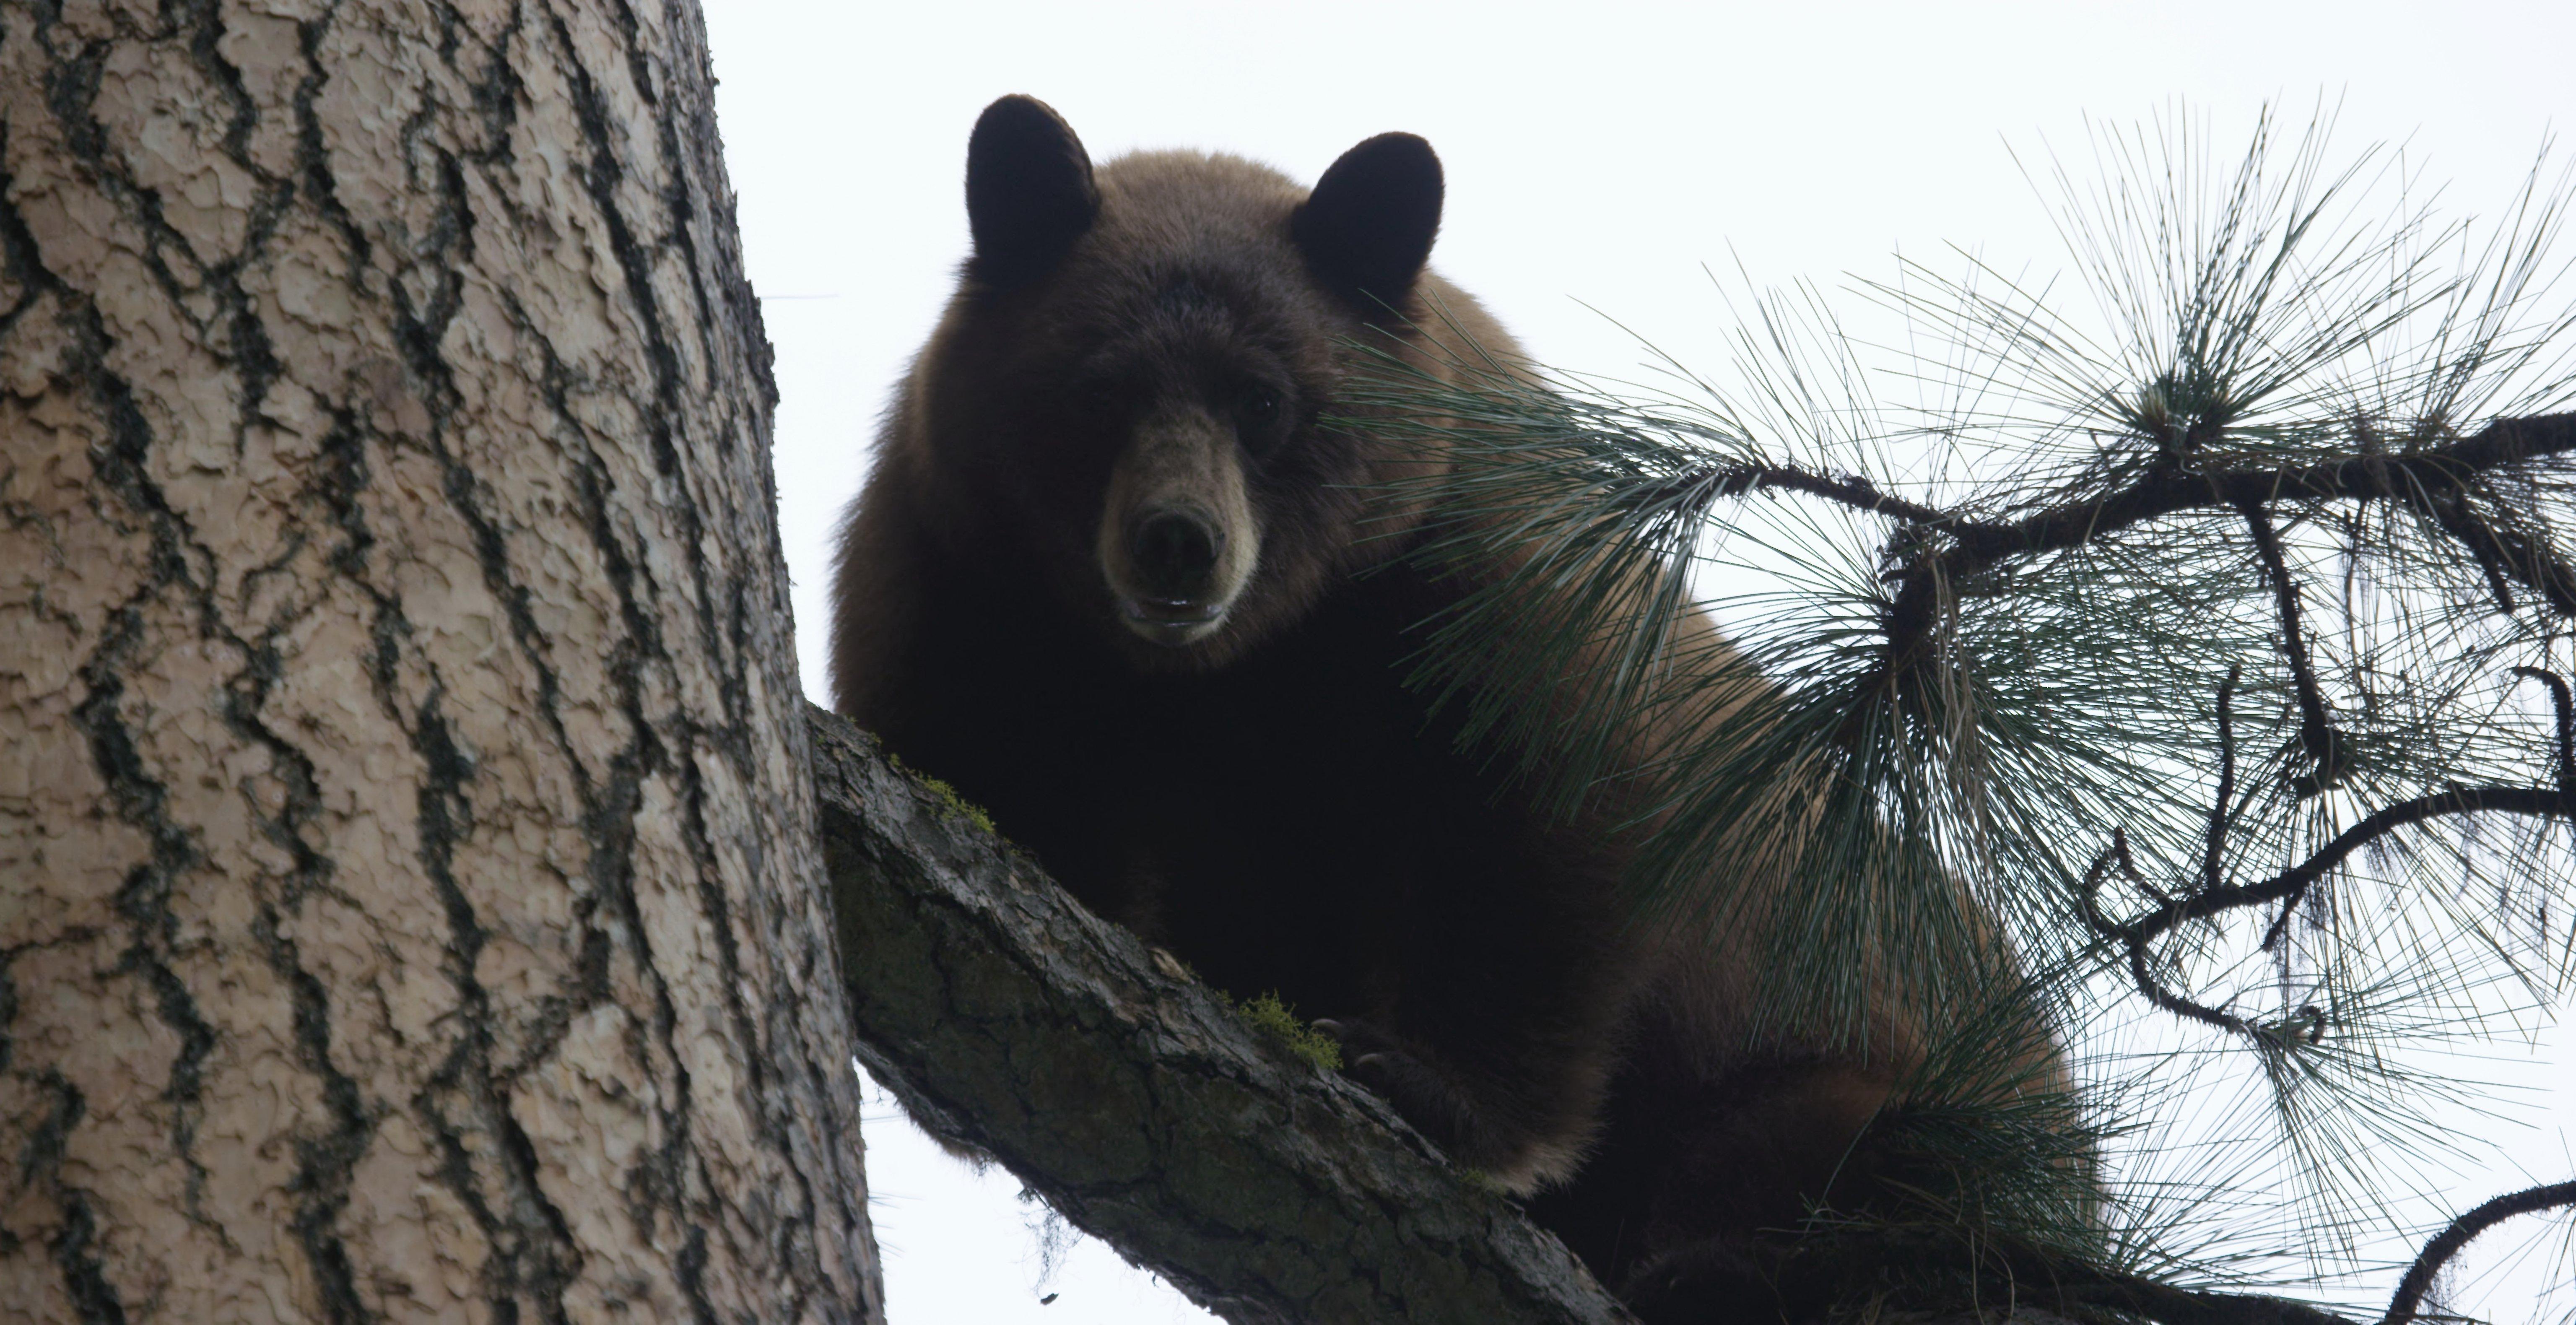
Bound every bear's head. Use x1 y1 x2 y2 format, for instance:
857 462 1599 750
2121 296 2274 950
912 95 1470 671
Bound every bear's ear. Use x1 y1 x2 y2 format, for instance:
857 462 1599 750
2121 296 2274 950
966 95 1099 290
1293 133 1444 315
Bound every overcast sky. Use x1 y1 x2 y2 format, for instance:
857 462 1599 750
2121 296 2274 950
700 3 2575 1319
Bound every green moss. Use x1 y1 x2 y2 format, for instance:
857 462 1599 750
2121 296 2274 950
1232 992 1343 1072
918 775 997 836
887 752 998 836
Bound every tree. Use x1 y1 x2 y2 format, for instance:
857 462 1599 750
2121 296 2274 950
0 1 879 1319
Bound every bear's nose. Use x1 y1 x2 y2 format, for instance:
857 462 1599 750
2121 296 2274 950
1128 507 1222 603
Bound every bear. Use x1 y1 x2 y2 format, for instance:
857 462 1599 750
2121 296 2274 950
829 94 2058 1319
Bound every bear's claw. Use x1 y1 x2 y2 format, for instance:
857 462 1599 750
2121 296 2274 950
1313 1018 1491 1161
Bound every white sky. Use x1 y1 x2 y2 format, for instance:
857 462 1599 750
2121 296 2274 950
700 3 2576 1319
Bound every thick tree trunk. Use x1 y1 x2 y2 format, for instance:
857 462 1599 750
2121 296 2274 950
0 1 881 1320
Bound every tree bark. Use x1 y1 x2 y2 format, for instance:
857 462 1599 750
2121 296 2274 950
0 1 881 1320
808 704 1636 1325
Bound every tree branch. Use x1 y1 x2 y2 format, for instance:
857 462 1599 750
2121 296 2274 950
2080 829 2258 1034
1941 413 2576 571
2131 783 2575 945
1697 462 1955 526
2078 775 2574 1047
2235 498 2353 796
2381 1180 2576 1325
2203 665 2242 897
2512 667 2576 793
810 700 2554 1325
1658 414 2575 557
804 703 1638 1325
1858 412 2576 693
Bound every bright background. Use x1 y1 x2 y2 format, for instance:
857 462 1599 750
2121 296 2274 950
700 3 2575 1319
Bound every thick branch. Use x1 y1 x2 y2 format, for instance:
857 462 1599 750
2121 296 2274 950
809 701 2466 1325
804 703 1635 1325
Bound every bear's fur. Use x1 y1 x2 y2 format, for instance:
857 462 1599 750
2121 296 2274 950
831 95 2028 1318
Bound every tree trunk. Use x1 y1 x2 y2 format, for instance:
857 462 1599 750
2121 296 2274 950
0 1 881 1320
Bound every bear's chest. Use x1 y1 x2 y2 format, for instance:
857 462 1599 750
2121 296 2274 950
895 580 1540 1013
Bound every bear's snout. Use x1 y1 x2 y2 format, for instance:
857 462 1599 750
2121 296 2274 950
1127 506 1224 605
1096 412 1265 651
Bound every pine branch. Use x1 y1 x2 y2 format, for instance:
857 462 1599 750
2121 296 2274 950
1689 462 1955 526
2084 778 2576 1039
2418 486 2576 618
2141 784 2573 941
1356 119 2576 1312
2202 665 2243 897
2381 1181 2576 1325
1869 412 2576 693
1957 413 2573 566
2079 829 2257 1034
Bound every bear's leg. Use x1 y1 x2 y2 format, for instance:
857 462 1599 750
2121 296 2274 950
1538 1055 1908 1323
1309 839 1644 1193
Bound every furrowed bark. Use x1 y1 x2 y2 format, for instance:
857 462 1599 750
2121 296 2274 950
808 702 1638 1325
0 1 880 1320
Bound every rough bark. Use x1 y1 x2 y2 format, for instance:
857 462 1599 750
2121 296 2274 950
0 1 881 1320
808 702 1637 1325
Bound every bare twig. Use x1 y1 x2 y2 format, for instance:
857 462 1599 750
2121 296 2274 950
2090 781 2575 1044
2513 667 2576 792
2203 664 2242 897
2139 784 2574 944
2236 498 2352 797
2079 829 2257 1034
2081 659 2576 1036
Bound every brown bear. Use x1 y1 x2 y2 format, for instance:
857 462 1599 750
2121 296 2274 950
830 94 2044 1319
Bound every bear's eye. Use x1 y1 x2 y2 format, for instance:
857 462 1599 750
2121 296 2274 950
1240 386 1281 424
